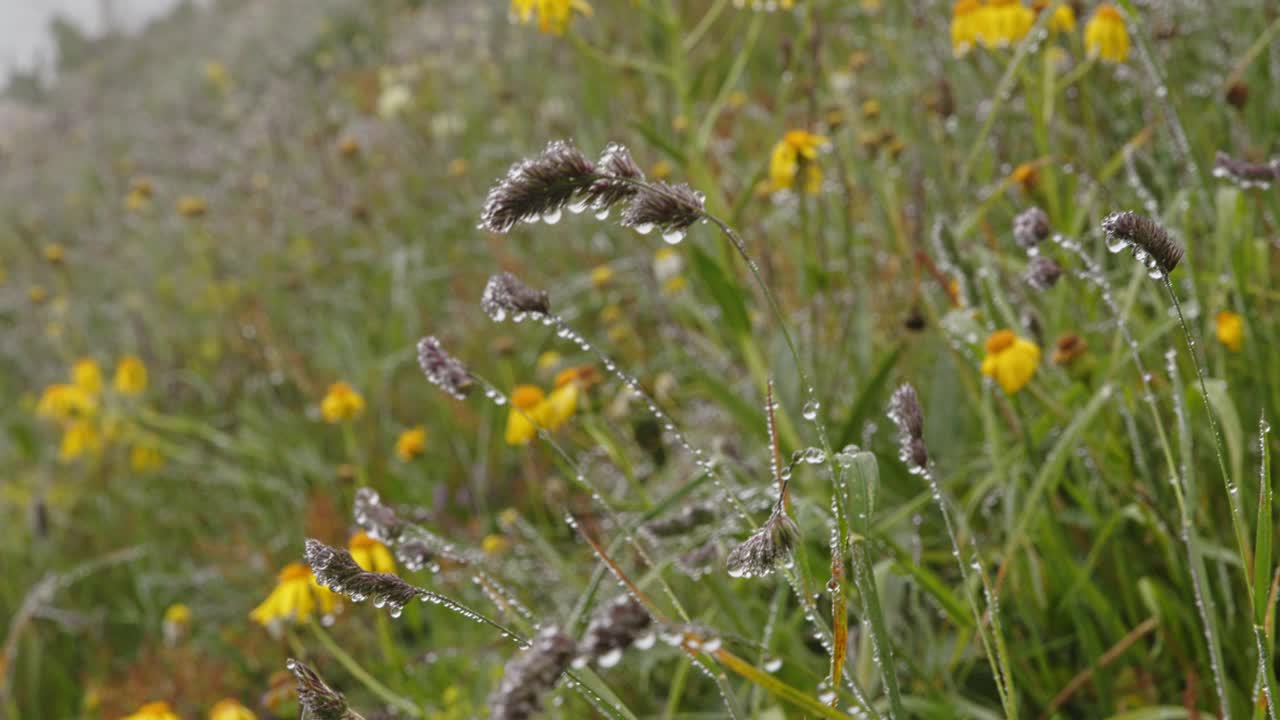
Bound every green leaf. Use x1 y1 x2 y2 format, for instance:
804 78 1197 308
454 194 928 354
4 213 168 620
1203 378 1245 498
688 244 751 338
836 344 903 449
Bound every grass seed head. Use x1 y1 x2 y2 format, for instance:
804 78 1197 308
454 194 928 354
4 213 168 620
481 271 551 322
619 182 705 237
726 508 799 579
1025 256 1062 290
417 336 473 400
888 383 928 471
489 626 576 720
304 539 423 612
286 659 362 720
578 595 653 667
480 140 597 233
1101 210 1184 275
1013 206 1051 250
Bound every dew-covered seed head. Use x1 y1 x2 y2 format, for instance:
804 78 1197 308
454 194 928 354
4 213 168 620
417 336 473 400
489 626 576 720
480 140 597 233
287 658 361 720
619 182 705 237
1012 206 1051 250
725 508 800 579
887 383 928 471
1101 210 1184 275
1025 256 1062 290
481 272 551 322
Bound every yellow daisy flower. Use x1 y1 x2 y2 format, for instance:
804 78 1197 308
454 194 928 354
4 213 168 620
44 243 65 265
981 0 1034 48
980 329 1041 394
208 699 257 720
349 531 396 573
114 355 149 396
59 420 102 462
505 385 546 446
29 285 48 304
36 383 97 422
1085 4 1129 63
163 603 191 646
250 562 339 627
1036 1 1075 33
122 701 181 720
176 195 208 218
591 265 614 288
1215 310 1244 352
131 444 165 472
320 381 365 423
483 534 510 556
511 0 593 35
73 358 103 396
395 425 427 461
768 130 829 194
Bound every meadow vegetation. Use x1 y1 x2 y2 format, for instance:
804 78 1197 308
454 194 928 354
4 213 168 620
3 1 1280 718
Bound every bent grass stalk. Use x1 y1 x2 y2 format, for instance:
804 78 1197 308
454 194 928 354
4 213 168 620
1055 235 1232 717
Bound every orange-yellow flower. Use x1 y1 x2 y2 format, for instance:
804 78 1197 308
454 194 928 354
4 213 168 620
73 358 103 396
176 195 208 218
980 329 1040 394
320 381 365 423
131 444 165 472
395 425 427 461
1215 310 1244 352
768 130 829 194
163 603 191 646
250 562 339 627
349 531 396 573
511 0 593 35
44 243 65 264
951 0 984 56
1085 4 1129 63
505 385 546 446
59 420 102 462
981 0 1035 49
1035 1 1075 33
114 355 149 396
36 383 96 422
208 699 256 720
122 701 180 720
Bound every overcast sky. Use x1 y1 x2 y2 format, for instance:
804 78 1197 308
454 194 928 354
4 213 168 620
0 0 184 82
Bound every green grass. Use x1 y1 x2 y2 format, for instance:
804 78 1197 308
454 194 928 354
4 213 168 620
3 0 1280 718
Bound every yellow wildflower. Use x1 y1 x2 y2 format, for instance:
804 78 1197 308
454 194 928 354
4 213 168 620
73 358 103 396
768 130 829 194
541 381 580 432
349 531 396 573
37 384 96 421
320 381 365 423
981 0 1035 48
131 444 165 472
663 275 688 295
505 385 546 446
1010 162 1039 193
511 0 593 35
448 158 470 177
204 61 232 94
122 701 181 720
125 189 150 212
337 136 360 157
29 285 48 304
1035 1 1075 32
44 243 64 264
600 304 623 324
951 0 984 56
1085 4 1129 63
727 90 749 109
536 351 562 372
60 421 102 462
177 195 208 217
861 99 881 119
209 699 256 720
250 562 339 627
163 603 191 645
591 265 614 288
396 425 428 461
131 176 154 198
114 355 148 396
650 160 673 180
1215 310 1244 352
483 534 510 556
980 329 1041 394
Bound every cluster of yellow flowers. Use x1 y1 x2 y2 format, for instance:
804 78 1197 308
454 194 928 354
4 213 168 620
35 356 157 466
505 365 598 445
768 130 829 195
510 0 593 35
951 2 1129 64
120 698 256 720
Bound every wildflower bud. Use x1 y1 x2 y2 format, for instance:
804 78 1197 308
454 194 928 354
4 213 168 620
1101 211 1184 275
1212 151 1277 188
304 539 423 613
481 272 550 322
620 182 705 240
489 626 576 720
585 143 644 211
1012 206 1051 250
1025 256 1062 290
578 596 652 667
417 336 473 399
480 140 597 233
286 659 364 720
887 383 928 471
1052 333 1088 366
1225 81 1249 111
726 508 800 579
